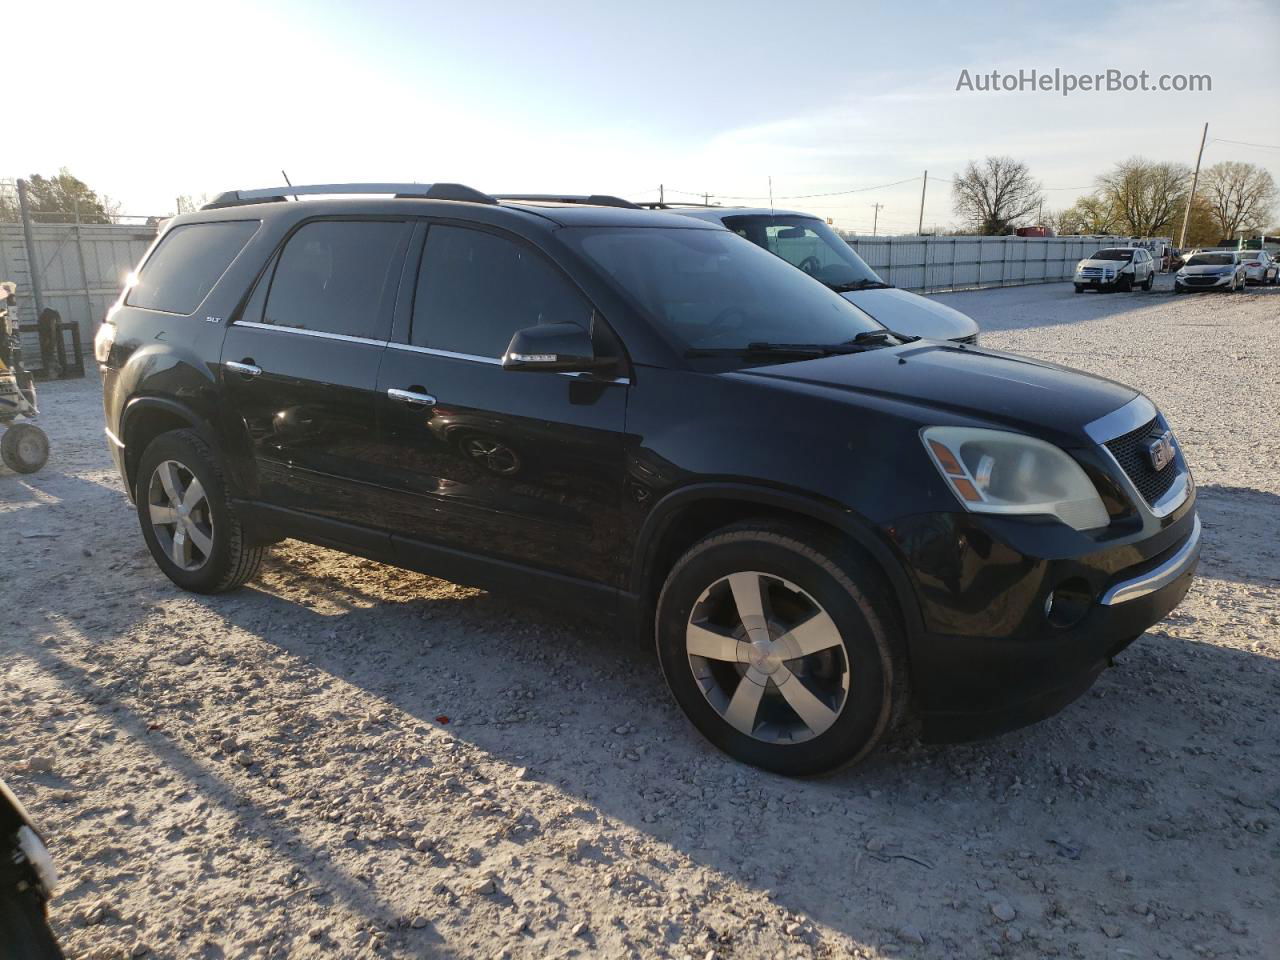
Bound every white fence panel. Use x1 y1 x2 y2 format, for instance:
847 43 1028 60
0 222 156 338
843 234 1141 293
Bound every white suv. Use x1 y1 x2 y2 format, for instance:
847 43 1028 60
651 206 980 343
1073 247 1156 293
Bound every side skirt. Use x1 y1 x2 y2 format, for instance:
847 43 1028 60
232 500 627 621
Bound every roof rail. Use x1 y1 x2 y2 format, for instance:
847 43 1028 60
201 182 496 210
494 194 640 210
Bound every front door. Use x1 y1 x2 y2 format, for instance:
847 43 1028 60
372 222 630 588
219 218 411 529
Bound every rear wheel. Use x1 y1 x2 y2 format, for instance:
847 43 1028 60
655 522 906 775
0 423 49 474
135 429 266 593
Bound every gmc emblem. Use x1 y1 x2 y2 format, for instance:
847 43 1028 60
1146 430 1176 472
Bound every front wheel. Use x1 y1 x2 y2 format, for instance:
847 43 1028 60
1141 273 1153 291
1073 284 1084 294
655 522 906 775
135 429 266 593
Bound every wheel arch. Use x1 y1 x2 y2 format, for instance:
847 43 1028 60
630 483 924 642
120 397 223 500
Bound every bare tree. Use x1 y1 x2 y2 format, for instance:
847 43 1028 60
1051 194 1123 235
1096 158 1189 236
952 156 1044 235
175 193 214 215
1201 161 1277 240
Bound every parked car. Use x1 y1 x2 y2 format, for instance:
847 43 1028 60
1174 251 1248 292
0 779 62 959
1237 250 1278 285
97 183 1200 775
647 205 980 344
1073 247 1157 293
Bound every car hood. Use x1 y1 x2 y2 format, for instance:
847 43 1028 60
1180 264 1233 275
840 288 979 341
732 342 1138 443
1077 259 1130 270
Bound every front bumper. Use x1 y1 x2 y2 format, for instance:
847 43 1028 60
891 500 1200 742
1175 274 1232 289
1074 272 1119 286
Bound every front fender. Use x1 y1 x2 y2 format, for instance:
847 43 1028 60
630 480 925 641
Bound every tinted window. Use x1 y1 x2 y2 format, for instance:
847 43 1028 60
264 220 408 338
721 215 881 287
412 225 593 357
126 221 259 314
566 227 882 353
1186 253 1235 266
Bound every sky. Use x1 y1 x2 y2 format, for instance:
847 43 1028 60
10 0 1279 233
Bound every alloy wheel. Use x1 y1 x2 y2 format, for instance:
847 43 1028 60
147 459 214 571
685 571 850 743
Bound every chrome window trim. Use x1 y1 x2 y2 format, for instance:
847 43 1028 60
232 320 388 347
386 342 502 365
1083 395 1158 444
1101 514 1201 605
385 342 630 384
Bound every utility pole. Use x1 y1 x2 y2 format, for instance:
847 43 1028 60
659 184 664 205
16 179 47 320
1178 122 1209 250
871 203 884 236
917 171 928 235
703 192 710 206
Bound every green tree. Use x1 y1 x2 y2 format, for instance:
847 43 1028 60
1051 194 1123 235
23 168 112 223
1096 158 1189 236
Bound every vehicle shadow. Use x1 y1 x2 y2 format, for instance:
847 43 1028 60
1195 484 1280 587
191 561 1277 957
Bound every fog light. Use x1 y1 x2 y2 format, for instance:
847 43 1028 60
1045 578 1093 629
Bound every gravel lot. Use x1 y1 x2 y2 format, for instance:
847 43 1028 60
3 278 1278 960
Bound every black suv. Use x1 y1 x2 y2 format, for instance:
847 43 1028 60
97 183 1201 775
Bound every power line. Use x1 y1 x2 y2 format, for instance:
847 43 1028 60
1211 138 1280 152
663 176 922 202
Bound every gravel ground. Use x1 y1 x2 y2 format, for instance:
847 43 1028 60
3 278 1278 960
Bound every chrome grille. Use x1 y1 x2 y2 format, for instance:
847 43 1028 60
1104 418 1179 507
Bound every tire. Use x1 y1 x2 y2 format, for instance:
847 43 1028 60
135 429 266 593
1141 272 1153 291
1118 274 1133 292
1 423 49 474
0 888 64 960
1073 284 1083 294
655 521 907 776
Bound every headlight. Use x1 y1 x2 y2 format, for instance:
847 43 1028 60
921 427 1108 531
93 318 116 364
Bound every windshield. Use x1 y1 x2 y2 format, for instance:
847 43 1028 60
1186 253 1235 266
566 226 884 352
1090 249 1133 261
720 215 883 288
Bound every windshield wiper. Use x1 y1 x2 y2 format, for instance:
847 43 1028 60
829 279 893 292
684 337 894 360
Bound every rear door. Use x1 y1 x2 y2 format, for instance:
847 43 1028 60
219 218 411 531
372 221 631 589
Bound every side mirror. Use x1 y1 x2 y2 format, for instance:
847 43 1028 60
502 322 615 373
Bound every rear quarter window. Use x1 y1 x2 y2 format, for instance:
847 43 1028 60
126 220 260 314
